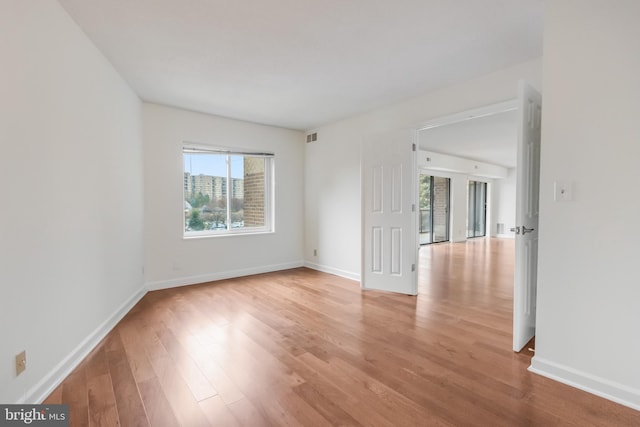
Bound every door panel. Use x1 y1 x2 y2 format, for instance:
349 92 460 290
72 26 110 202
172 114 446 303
513 81 542 352
372 227 383 273
362 129 418 295
390 227 402 275
372 166 383 213
391 164 402 212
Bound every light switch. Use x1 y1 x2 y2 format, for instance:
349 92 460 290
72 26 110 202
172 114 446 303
554 181 573 201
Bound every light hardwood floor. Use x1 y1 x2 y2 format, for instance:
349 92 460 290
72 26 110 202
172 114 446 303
44 238 640 426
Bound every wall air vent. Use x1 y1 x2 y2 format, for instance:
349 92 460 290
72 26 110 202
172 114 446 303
306 132 318 143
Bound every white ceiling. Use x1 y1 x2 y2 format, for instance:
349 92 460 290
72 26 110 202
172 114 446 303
419 109 517 168
58 0 543 131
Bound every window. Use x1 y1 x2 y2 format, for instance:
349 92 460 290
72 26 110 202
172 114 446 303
183 145 273 237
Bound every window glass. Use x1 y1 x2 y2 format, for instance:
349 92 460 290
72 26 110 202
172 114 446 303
183 147 272 236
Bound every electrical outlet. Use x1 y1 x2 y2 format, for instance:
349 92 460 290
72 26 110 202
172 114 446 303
313 249 317 257
15 351 26 376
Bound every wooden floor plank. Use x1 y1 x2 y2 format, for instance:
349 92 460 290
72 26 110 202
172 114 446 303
146 351 211 427
42 384 62 405
153 320 217 402
61 366 89 427
43 239 640 426
226 397 271 427
137 376 181 427
164 313 246 405
105 332 149 427
118 317 156 384
86 373 119 427
198 395 241 427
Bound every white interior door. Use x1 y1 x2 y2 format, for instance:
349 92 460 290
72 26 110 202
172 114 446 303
513 81 542 351
361 129 418 295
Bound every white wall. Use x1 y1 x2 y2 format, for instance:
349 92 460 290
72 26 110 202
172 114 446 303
143 104 305 289
531 0 640 409
491 168 516 237
305 59 541 279
0 0 144 404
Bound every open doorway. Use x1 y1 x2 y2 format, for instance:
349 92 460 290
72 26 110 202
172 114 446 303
414 101 524 345
413 85 541 353
419 112 516 240
361 85 541 353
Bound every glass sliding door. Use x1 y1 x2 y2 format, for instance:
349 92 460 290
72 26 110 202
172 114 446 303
432 176 450 242
467 180 487 238
419 175 432 244
419 174 450 245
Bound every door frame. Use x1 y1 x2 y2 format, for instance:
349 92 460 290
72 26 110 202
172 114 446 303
416 100 518 132
413 98 538 353
415 101 516 245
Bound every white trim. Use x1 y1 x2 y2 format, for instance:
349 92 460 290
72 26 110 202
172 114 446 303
304 261 361 282
529 356 640 411
19 287 147 404
183 230 274 240
495 233 515 239
414 99 517 131
145 261 304 290
182 141 274 157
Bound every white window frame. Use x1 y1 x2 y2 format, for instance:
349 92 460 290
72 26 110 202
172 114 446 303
182 143 274 238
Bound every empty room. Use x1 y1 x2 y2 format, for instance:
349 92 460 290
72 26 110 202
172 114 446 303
2 1 639 426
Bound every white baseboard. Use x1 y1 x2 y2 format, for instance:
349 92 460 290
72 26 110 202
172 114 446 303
303 261 360 282
145 260 305 291
21 286 147 404
529 356 640 411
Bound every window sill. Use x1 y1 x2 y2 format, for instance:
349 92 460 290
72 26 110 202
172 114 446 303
183 229 274 240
